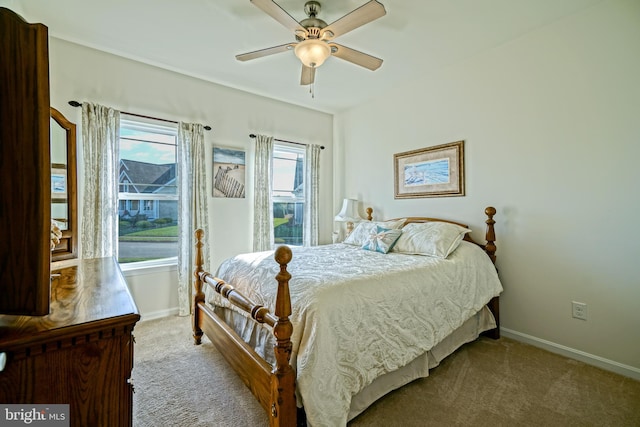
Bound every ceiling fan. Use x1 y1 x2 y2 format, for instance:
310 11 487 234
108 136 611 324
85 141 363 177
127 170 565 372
236 0 386 86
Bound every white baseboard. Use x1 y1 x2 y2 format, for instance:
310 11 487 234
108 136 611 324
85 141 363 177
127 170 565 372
138 307 180 323
501 327 640 381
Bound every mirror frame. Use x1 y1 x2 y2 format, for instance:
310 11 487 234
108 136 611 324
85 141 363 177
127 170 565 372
50 107 78 261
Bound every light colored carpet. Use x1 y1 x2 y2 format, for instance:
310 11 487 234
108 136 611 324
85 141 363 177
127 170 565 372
132 315 268 427
132 315 640 427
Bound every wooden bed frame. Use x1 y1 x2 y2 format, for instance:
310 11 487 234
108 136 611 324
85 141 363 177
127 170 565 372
192 207 499 427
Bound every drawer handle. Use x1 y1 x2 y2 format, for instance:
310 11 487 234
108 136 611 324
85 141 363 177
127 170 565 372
0 352 6 372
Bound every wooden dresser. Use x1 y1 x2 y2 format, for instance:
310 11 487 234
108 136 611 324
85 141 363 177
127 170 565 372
0 257 140 427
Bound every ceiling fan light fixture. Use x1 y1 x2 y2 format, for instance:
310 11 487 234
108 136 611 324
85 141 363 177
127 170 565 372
294 39 331 68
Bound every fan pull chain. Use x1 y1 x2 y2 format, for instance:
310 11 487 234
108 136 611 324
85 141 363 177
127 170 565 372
309 82 315 98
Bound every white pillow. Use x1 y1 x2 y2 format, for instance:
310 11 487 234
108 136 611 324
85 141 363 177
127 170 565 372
392 221 471 258
343 219 406 246
376 218 407 229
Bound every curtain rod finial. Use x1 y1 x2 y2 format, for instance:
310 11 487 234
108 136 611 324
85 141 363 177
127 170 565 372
68 100 81 107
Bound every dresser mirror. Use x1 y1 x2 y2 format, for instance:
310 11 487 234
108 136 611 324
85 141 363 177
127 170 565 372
50 107 78 261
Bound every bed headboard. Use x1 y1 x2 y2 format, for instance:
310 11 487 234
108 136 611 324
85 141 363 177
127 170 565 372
365 206 497 264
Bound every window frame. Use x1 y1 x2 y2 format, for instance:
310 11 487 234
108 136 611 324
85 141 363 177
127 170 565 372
272 142 305 247
117 116 179 268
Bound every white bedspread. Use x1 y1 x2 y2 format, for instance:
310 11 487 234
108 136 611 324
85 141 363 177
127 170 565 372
206 241 503 427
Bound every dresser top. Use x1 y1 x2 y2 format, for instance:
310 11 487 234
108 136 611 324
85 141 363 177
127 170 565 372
0 257 140 349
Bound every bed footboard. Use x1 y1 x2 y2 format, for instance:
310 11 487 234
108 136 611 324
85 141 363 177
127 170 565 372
192 229 297 427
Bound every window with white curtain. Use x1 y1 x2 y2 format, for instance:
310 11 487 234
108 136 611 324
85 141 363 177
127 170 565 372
117 116 178 264
272 143 305 246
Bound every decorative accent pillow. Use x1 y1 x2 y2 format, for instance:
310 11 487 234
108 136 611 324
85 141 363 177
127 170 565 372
392 221 471 258
343 219 406 246
361 226 403 254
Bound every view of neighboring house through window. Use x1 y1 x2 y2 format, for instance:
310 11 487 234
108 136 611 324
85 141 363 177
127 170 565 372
118 117 178 264
272 143 305 246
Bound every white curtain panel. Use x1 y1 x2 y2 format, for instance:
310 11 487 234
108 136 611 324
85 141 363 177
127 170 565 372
253 134 274 252
177 122 210 316
304 144 321 246
80 102 120 259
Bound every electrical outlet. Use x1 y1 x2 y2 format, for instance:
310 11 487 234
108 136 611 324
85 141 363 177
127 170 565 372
572 301 587 320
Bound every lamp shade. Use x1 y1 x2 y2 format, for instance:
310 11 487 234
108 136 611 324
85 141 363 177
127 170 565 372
334 198 360 222
294 39 331 68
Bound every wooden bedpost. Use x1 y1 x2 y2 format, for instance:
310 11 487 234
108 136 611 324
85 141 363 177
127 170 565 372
193 229 205 345
483 207 500 339
366 207 373 221
270 246 296 427
484 206 497 264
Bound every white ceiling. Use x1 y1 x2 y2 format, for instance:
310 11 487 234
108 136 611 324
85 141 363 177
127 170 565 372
11 0 600 114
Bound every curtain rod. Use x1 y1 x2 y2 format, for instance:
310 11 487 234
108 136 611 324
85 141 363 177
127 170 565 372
68 100 212 131
249 133 324 150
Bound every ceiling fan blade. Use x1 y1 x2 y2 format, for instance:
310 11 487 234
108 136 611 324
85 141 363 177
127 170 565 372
329 43 383 70
300 65 315 85
236 43 295 61
250 0 307 34
321 0 386 40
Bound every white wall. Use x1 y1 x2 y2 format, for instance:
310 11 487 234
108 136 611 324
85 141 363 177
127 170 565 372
47 38 334 319
335 0 640 376
123 266 179 321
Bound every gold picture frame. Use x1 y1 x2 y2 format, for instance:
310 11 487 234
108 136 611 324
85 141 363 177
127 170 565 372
394 140 465 198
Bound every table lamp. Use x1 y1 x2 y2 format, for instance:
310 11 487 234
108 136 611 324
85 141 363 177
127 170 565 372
334 198 361 238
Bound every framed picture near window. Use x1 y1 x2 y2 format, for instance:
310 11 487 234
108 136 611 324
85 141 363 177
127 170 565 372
213 146 246 198
394 140 465 199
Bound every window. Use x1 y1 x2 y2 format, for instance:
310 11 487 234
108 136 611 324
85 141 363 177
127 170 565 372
118 117 178 264
272 144 305 246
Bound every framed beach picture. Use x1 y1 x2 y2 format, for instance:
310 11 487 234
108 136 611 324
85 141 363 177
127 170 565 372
51 165 67 198
394 140 465 198
213 146 246 198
